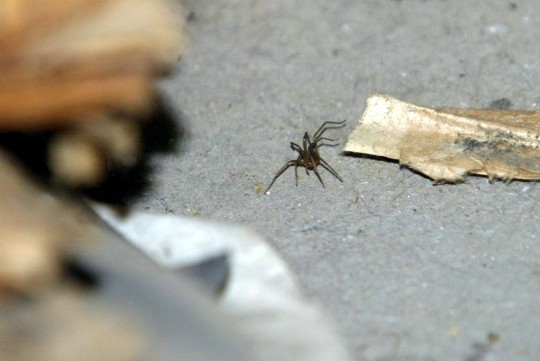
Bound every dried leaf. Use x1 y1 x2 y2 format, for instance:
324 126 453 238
0 0 186 129
344 94 540 182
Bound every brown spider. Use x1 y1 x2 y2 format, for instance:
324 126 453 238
264 120 346 193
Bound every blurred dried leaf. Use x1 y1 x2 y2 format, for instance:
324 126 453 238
345 94 540 182
0 2 185 357
0 0 186 130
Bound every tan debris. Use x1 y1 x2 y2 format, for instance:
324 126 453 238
345 94 540 182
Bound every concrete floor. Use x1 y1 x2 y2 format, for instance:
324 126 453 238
135 1 540 360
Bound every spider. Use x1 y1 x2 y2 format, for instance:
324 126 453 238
264 120 346 193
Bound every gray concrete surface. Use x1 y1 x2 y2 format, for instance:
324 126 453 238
137 1 540 360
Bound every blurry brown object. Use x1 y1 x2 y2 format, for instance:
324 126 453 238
0 0 186 129
0 290 147 361
0 149 148 359
48 116 140 187
0 0 185 358
345 94 540 182
0 150 92 295
0 0 186 187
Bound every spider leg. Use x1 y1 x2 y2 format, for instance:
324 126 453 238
293 135 309 175
303 154 310 176
290 142 302 152
313 120 346 140
312 164 326 188
303 132 311 149
313 138 341 150
289 142 309 175
264 160 298 193
315 137 339 145
317 137 338 142
319 157 344 182
294 154 304 185
305 150 325 188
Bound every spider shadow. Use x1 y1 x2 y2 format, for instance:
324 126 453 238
341 151 438 183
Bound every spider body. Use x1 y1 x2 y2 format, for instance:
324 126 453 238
265 120 345 193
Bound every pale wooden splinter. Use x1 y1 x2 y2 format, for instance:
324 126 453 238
345 94 540 182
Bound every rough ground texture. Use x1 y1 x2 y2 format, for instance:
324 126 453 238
135 1 540 360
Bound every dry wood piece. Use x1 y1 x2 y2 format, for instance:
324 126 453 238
0 0 186 130
344 94 540 182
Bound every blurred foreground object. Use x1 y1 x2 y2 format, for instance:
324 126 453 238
95 205 352 361
0 0 186 187
0 2 351 360
0 150 253 361
0 291 147 361
345 94 540 182
0 147 345 361
0 1 246 359
0 149 148 360
0 0 185 128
